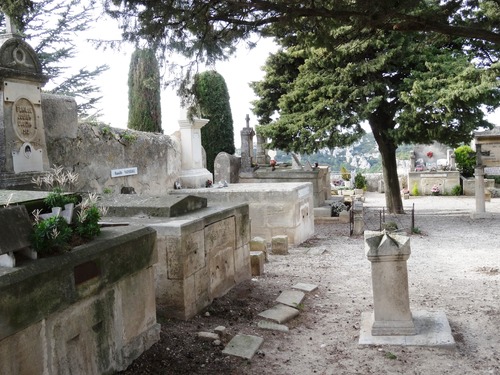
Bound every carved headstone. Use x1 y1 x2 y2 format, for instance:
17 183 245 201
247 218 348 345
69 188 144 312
0 14 49 187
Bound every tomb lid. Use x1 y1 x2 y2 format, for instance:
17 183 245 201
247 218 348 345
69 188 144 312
0 36 48 83
100 194 208 218
475 126 500 143
0 205 33 255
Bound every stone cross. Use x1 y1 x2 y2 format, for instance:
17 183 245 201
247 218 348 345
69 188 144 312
245 114 250 128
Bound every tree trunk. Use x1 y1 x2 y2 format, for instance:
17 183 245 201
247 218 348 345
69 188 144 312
369 111 404 214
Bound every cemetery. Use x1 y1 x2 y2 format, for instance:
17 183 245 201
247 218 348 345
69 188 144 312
0 12 499 375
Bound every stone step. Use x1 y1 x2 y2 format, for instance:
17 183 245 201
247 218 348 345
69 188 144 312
258 304 300 324
276 290 305 308
222 334 264 359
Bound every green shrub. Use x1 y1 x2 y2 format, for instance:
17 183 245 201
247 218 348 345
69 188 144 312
411 182 420 196
44 187 77 208
454 145 475 178
451 185 462 196
32 216 72 255
354 172 368 190
75 205 101 239
340 166 351 181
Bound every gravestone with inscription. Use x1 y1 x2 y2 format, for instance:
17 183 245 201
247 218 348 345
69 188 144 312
0 14 49 188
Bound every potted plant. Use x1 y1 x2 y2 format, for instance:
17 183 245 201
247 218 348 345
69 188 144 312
431 184 440 196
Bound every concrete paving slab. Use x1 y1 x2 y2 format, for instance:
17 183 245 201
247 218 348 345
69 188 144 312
359 310 455 348
292 282 319 293
276 290 305 308
222 334 264 359
307 248 328 255
258 304 300 324
257 320 290 332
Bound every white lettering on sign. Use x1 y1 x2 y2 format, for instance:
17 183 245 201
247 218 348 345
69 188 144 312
111 167 138 178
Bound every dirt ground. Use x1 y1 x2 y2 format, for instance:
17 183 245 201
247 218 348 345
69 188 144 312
118 193 500 375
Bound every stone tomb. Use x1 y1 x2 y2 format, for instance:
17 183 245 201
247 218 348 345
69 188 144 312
0 225 160 374
169 182 315 246
99 194 251 320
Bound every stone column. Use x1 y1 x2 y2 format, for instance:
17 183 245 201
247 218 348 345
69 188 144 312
240 114 255 172
365 231 416 336
255 131 267 166
409 151 415 172
473 145 486 216
352 202 364 235
178 110 213 188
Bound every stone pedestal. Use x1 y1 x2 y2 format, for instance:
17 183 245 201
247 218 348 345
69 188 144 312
352 202 364 235
364 231 415 336
178 113 213 188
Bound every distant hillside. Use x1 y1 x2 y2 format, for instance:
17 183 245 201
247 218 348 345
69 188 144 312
274 133 413 173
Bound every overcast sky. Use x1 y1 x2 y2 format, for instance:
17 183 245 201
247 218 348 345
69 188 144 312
70 15 499 150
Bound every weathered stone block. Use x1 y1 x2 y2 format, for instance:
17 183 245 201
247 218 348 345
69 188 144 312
250 251 265 276
272 235 289 255
250 236 268 261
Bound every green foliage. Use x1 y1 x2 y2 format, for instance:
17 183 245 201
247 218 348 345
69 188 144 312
412 227 422 235
411 182 420 196
128 47 162 133
75 205 101 239
121 130 137 143
106 1 500 66
454 145 476 178
192 70 235 173
44 187 76 208
330 201 347 217
32 216 72 255
451 185 463 196
354 173 367 190
340 166 351 181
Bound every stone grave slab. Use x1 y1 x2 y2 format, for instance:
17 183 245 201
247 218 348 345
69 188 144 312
307 248 328 256
258 304 299 324
222 334 264 359
359 310 455 348
0 205 32 254
257 320 289 333
276 290 305 308
100 194 207 217
292 282 319 293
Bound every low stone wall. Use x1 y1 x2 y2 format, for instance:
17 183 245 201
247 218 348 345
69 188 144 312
462 177 495 196
0 226 160 374
170 182 315 246
42 94 181 195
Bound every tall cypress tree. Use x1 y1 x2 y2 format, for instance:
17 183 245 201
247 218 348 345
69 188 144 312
128 47 162 132
192 70 235 174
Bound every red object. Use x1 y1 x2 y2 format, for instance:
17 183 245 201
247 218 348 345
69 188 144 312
426 151 433 158
270 160 277 167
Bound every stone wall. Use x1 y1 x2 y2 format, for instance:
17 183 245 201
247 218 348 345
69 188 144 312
0 226 160 374
42 94 181 194
462 177 495 196
151 204 251 320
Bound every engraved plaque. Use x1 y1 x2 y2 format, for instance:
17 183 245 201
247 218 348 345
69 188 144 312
12 97 37 142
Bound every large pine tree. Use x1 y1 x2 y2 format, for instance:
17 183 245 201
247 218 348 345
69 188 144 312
191 70 235 174
252 29 500 213
127 47 162 133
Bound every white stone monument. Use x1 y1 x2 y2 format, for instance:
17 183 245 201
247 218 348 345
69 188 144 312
177 108 213 188
0 13 50 187
359 230 455 347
